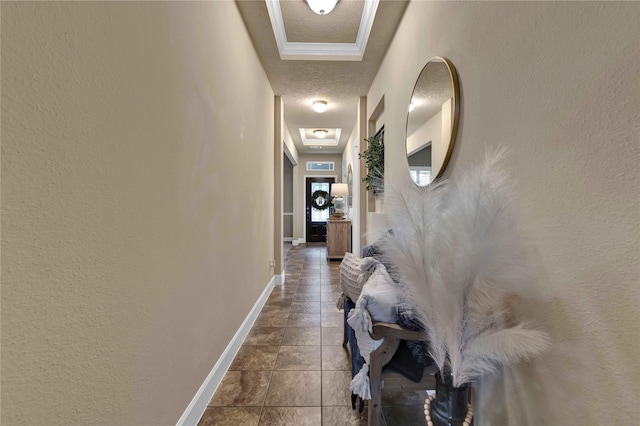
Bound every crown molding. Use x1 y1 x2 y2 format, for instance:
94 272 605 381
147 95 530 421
300 128 342 145
265 0 379 61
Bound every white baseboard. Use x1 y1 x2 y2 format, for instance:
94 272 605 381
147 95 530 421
292 238 305 246
274 272 285 286
176 275 277 426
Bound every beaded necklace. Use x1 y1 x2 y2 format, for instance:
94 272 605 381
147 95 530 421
424 393 474 426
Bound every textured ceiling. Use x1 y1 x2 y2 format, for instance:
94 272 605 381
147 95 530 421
281 1 362 43
407 59 455 138
235 0 408 155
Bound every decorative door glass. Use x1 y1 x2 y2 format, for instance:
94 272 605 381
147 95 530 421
311 182 331 222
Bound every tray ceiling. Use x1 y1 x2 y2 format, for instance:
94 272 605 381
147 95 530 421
236 0 408 155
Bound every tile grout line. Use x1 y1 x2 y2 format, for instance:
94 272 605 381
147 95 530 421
263 246 294 424
315 250 324 424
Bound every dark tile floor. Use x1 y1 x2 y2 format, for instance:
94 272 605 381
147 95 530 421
197 243 426 426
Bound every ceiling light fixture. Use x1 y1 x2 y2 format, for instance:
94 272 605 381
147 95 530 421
312 100 328 113
306 0 338 15
313 129 329 138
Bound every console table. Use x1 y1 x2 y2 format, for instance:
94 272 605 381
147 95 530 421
327 219 351 260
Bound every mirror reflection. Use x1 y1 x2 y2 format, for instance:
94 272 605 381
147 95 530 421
406 57 459 186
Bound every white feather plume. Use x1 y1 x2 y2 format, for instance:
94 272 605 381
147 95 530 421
457 324 550 385
380 148 549 387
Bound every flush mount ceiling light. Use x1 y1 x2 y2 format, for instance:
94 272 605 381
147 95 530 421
313 129 329 138
306 0 339 15
312 100 328 113
300 128 341 146
265 0 379 61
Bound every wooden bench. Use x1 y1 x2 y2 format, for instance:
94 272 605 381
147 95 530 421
367 321 438 426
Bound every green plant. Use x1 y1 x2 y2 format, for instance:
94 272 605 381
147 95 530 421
359 133 384 193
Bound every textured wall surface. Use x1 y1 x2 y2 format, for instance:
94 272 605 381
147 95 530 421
1 2 274 424
369 2 639 424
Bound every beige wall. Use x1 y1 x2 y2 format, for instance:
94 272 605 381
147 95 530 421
284 155 294 239
368 1 639 424
1 2 275 425
283 126 301 242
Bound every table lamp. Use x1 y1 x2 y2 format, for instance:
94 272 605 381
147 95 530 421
330 183 349 219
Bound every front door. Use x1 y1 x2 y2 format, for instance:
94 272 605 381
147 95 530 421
306 177 335 243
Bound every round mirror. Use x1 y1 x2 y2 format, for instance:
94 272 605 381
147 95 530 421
406 57 460 186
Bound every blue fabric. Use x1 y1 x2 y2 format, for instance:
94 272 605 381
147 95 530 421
396 293 433 368
345 297 366 412
361 231 399 280
341 237 433 412
362 237 434 369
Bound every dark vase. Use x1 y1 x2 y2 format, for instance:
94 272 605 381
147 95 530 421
427 370 473 426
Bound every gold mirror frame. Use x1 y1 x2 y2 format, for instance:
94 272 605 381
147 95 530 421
405 57 460 186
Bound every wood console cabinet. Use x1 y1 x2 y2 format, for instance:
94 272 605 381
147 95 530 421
327 219 351 260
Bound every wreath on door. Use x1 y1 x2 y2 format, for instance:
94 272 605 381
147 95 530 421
311 190 330 210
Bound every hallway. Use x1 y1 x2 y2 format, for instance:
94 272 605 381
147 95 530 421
197 243 426 425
